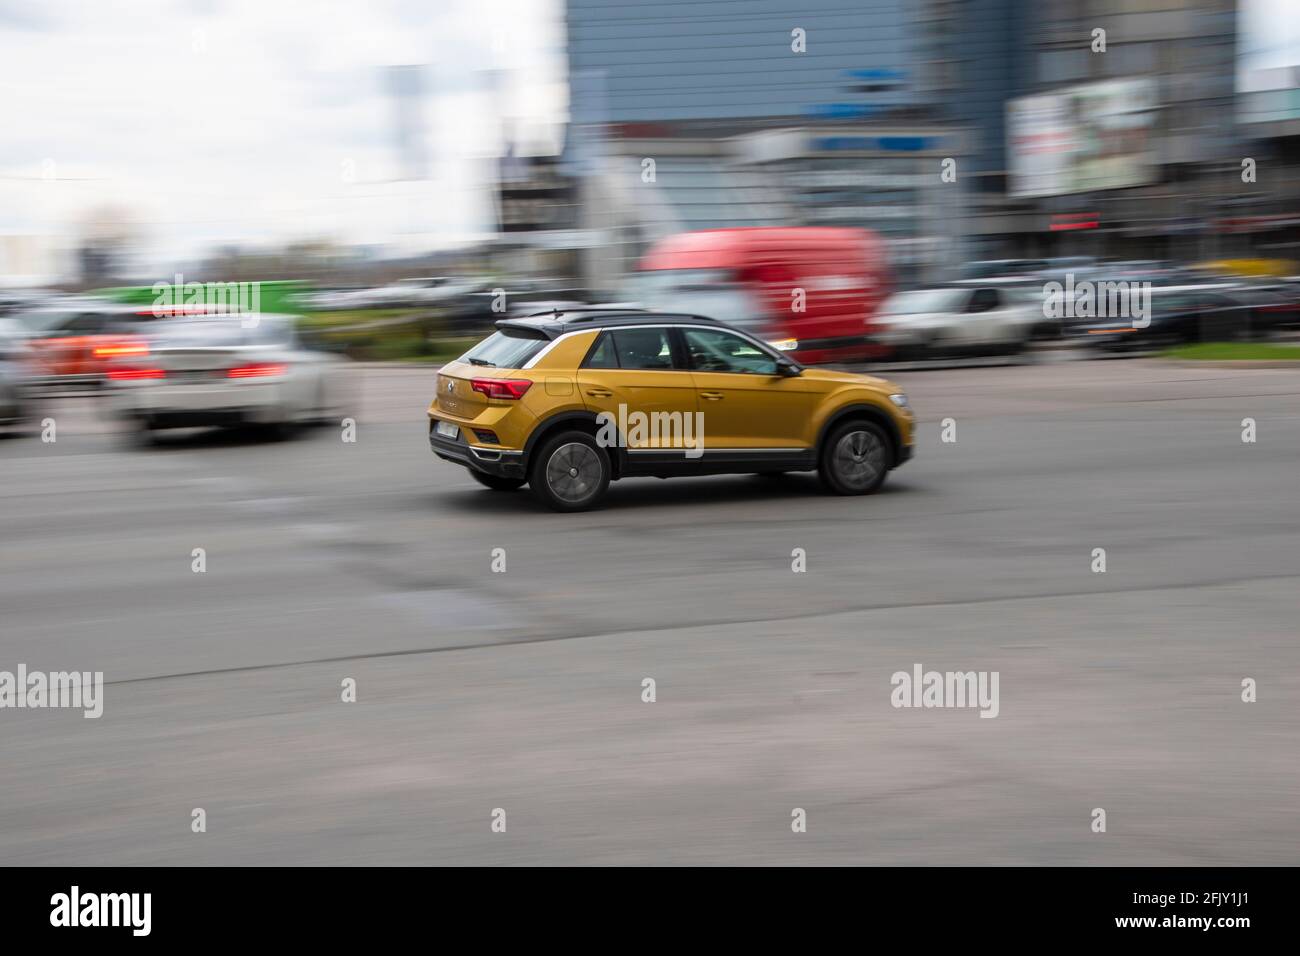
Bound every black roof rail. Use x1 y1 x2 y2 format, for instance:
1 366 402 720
521 305 653 319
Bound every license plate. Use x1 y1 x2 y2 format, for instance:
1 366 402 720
435 420 459 440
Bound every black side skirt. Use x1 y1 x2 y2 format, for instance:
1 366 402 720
619 448 817 478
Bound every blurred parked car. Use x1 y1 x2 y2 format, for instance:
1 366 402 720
8 298 171 389
1231 280 1300 330
443 279 590 334
288 285 372 311
0 318 42 435
875 285 1053 358
290 276 489 312
363 276 487 309
1079 286 1287 350
104 314 346 442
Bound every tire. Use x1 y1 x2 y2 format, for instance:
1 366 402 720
529 430 610 512
818 420 890 495
261 419 298 441
470 470 526 492
309 379 338 425
127 417 158 448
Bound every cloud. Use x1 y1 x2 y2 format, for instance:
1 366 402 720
0 0 564 271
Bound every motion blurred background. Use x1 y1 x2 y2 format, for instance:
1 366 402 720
4 0 1300 867
2 0 1300 372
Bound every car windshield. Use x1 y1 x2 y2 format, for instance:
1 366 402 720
459 328 548 369
883 289 966 314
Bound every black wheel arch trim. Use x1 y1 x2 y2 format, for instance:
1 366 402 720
523 409 622 478
817 403 903 467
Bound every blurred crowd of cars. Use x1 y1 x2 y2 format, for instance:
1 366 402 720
290 275 588 336
622 228 1300 364
0 291 347 441
877 258 1300 358
3 240 1299 444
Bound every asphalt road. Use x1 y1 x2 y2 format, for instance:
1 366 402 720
2 358 1298 865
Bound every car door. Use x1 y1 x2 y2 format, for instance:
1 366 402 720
679 326 820 449
955 287 1005 345
575 326 700 452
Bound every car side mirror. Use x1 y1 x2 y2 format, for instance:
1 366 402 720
777 360 802 377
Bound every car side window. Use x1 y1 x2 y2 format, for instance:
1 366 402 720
583 332 619 369
683 328 778 375
610 328 676 370
968 288 999 313
66 314 107 334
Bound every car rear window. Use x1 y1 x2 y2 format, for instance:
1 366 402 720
153 319 291 347
459 328 548 369
13 309 77 334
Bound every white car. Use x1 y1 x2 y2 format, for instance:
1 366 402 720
875 286 1053 357
105 314 347 440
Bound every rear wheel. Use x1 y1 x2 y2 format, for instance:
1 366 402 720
529 431 610 512
127 417 159 448
469 470 525 492
818 421 890 495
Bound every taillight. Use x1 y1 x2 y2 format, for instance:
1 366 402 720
470 378 532 400
94 342 149 358
227 363 287 378
107 367 165 381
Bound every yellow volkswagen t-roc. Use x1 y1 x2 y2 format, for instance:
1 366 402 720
428 309 914 511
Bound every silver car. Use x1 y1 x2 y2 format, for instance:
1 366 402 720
105 314 347 440
876 286 1053 358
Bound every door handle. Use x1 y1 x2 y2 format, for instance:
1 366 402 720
700 391 724 401
585 388 612 398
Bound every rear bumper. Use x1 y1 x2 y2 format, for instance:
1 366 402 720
110 382 286 426
146 410 261 428
429 422 525 479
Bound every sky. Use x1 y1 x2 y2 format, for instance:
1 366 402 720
0 0 566 273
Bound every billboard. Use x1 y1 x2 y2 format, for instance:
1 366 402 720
1007 78 1157 199
1238 0 1300 125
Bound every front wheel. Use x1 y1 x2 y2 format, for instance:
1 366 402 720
529 431 610 512
818 421 890 495
470 470 525 492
